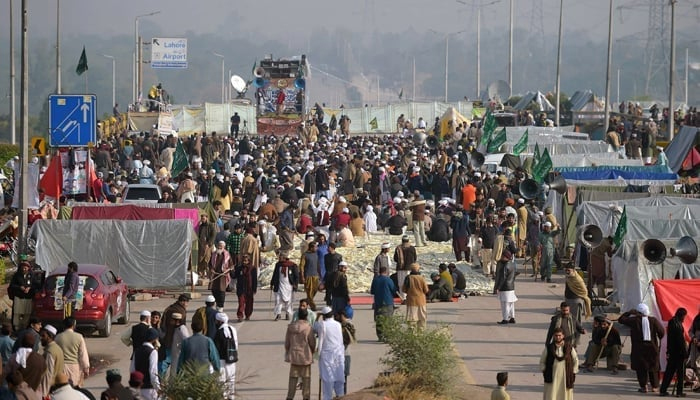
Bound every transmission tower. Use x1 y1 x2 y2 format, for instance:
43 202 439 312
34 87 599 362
644 0 669 95
524 0 547 85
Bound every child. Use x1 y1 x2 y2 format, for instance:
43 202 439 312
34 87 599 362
491 371 510 400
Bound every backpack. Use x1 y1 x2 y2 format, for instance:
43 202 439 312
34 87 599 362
222 326 238 364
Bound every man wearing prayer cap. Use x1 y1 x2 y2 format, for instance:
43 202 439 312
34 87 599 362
209 240 232 310
192 295 220 340
39 324 65 396
213 313 238 399
133 328 161 400
373 243 392 276
121 309 154 359
619 303 665 393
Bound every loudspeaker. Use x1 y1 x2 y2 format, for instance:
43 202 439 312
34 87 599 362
578 224 603 248
670 236 698 264
294 78 306 90
253 77 267 88
254 66 266 78
519 179 539 200
426 135 439 149
413 132 427 147
544 175 567 194
470 152 485 169
642 239 667 264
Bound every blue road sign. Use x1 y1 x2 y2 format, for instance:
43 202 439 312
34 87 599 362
49 94 97 147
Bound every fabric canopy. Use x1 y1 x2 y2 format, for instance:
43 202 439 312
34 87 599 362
72 205 174 220
653 279 700 334
664 125 700 172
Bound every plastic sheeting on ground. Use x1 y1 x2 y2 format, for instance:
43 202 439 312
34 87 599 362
32 219 193 289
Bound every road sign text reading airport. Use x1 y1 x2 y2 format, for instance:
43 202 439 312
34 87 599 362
151 37 188 69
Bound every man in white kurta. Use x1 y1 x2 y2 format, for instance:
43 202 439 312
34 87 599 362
364 205 378 234
314 307 345 400
539 328 579 400
169 313 190 377
272 254 297 320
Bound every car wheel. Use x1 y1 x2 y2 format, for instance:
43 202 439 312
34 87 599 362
99 309 112 337
118 299 130 324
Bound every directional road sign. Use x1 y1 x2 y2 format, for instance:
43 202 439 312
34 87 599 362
49 94 97 147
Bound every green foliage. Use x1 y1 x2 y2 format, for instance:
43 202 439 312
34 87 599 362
0 144 19 171
158 361 228 400
377 316 458 397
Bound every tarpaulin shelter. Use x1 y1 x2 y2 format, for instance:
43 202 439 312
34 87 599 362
428 107 471 138
663 125 700 173
555 165 677 186
569 90 606 112
32 219 194 289
512 91 555 112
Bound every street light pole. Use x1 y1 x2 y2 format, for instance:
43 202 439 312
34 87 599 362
18 0 29 253
56 0 61 94
668 0 676 140
554 0 564 127
603 0 614 134
213 52 225 104
476 7 481 98
445 36 449 102
685 47 689 106
9 0 16 145
508 0 513 97
134 11 160 105
103 54 115 107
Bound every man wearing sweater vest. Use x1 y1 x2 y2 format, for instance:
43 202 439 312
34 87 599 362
55 317 90 387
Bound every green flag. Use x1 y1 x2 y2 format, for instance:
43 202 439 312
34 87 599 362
398 88 403 100
251 60 257 75
512 129 528 155
533 142 542 169
369 117 378 130
481 110 496 144
76 46 88 76
171 139 189 177
533 147 553 183
487 128 507 153
613 206 627 247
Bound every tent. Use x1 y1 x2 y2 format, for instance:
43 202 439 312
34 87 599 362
429 107 471 138
663 125 700 173
512 91 555 111
555 165 677 186
569 90 606 112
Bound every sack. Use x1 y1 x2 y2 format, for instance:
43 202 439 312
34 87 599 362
224 327 238 363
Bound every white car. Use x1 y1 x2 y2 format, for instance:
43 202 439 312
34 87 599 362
121 184 162 203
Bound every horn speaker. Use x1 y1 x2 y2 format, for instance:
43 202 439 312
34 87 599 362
294 78 306 90
670 236 698 264
519 179 539 200
642 238 667 264
544 175 567 194
426 135 439 149
470 152 485 169
253 78 267 88
578 224 603 248
413 132 427 147
254 66 266 78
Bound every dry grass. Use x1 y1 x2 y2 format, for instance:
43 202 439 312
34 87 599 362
373 373 451 400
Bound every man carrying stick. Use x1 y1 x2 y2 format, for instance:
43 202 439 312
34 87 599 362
581 315 622 374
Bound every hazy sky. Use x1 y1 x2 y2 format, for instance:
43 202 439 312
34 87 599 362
17 0 700 45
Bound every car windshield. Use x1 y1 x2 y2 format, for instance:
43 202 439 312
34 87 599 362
45 275 99 292
493 114 517 127
125 187 160 200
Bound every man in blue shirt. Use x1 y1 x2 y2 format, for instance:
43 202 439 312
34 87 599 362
177 319 220 374
370 266 399 342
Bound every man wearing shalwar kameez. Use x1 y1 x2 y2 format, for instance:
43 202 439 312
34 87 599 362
540 328 579 400
209 241 232 310
214 313 238 400
271 252 299 321
314 306 345 400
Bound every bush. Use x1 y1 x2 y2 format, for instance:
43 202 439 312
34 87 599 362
0 144 19 172
376 316 458 398
158 362 228 400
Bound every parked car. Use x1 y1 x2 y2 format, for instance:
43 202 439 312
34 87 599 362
121 184 162 204
33 264 130 337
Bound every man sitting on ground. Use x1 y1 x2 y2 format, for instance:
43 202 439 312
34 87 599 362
427 272 452 302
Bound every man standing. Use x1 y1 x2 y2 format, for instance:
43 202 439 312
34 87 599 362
403 263 429 329
279 204 296 253
618 303 665 393
394 236 417 297
160 294 190 374
546 302 585 347
230 112 241 139
39 325 64 398
494 245 517 325
133 328 160 400
370 266 398 341
373 243 392 276
564 266 592 345
300 242 320 311
450 206 471 262
121 310 152 359
659 307 689 397
540 328 579 400
192 296 219 340
323 242 343 277
480 216 498 278
62 262 80 318
198 214 217 274
285 308 316 400
325 262 350 314
538 222 557 282
9 260 36 332
213 313 238 400
55 317 90 387
272 252 299 321
516 198 528 257
234 255 258 322
239 227 261 270
226 223 246 266
410 192 427 247
209 241 232 310
314 306 345 400
177 320 221 374
588 237 613 298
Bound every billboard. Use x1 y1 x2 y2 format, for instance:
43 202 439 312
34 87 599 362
151 37 188 69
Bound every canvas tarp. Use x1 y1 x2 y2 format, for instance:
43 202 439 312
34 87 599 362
550 153 643 168
512 91 555 111
32 219 193 289
663 125 700 173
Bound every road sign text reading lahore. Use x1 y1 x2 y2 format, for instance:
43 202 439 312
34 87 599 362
151 38 188 69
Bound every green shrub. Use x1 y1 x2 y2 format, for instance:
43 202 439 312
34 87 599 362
377 316 458 397
158 361 228 400
0 144 19 173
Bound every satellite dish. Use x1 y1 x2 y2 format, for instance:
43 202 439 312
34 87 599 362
487 80 512 101
230 75 247 93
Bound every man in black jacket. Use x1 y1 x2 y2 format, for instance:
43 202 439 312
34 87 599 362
660 307 689 397
494 244 517 325
9 261 37 331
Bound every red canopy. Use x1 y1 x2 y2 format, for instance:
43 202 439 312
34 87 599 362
652 279 700 335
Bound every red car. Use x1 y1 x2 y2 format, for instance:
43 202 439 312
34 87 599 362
33 264 130 337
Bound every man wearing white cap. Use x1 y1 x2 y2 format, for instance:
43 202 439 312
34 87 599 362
39 324 64 397
192 296 219 340
655 145 668 167
169 312 190 377
272 252 299 321
314 306 345 400
213 313 238 399
373 243 392 276
121 310 152 357
363 205 378 235
516 198 528 258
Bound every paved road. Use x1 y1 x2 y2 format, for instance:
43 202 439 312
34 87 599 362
79 269 682 399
